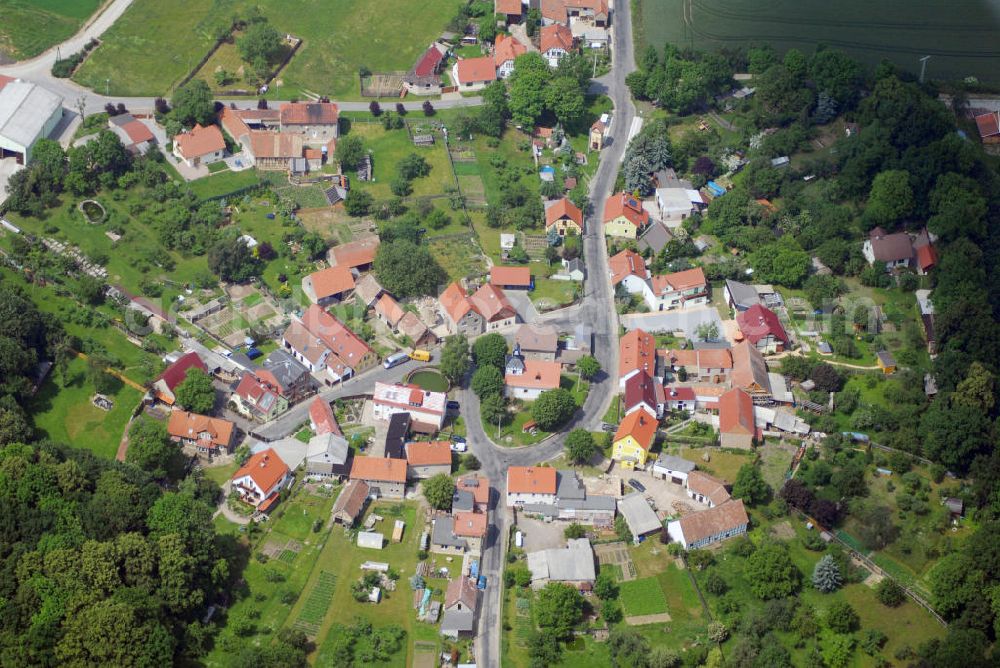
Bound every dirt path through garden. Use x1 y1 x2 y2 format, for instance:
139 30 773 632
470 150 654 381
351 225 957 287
625 612 672 625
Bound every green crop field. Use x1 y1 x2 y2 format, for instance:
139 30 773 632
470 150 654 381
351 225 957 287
636 0 1000 83
74 0 463 97
619 577 670 617
0 0 101 61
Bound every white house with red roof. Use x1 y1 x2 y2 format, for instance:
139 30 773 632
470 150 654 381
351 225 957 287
540 23 575 67
232 372 288 422
108 113 155 155
405 43 448 95
736 304 789 354
309 396 342 436
151 352 207 405
372 381 447 430
648 267 708 311
975 110 1000 145
504 357 562 401
281 305 377 384
623 371 664 418
452 56 497 91
494 34 527 79
172 124 226 168
232 448 292 513
662 385 696 413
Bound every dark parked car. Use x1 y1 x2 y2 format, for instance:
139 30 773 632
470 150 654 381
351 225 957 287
628 478 646 493
447 400 460 410
601 422 617 432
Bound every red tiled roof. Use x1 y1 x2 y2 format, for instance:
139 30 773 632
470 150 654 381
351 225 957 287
604 192 650 229
440 282 475 324
234 372 277 405
505 359 561 390
329 238 380 269
608 249 647 285
651 267 706 294
306 265 355 300
233 448 290 495
975 111 1000 139
494 34 527 66
455 56 497 84
301 304 373 374
619 328 656 379
220 106 252 141
453 511 488 537
279 102 339 125
375 293 406 327
469 283 515 322
731 340 770 393
496 0 523 14
445 576 479 609
719 388 754 436
457 475 490 505
507 466 557 495
490 266 532 287
309 396 342 436
663 385 696 402
545 197 583 229
413 45 446 78
405 440 452 467
613 407 657 449
624 371 658 412
155 352 207 400
540 23 574 54
687 470 731 504
174 124 225 159
660 348 733 371
121 120 154 145
249 131 304 159
916 244 937 272
736 304 788 346
0 75 13 92
168 410 235 449
350 455 407 483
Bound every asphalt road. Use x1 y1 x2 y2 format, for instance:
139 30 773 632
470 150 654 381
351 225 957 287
469 0 638 663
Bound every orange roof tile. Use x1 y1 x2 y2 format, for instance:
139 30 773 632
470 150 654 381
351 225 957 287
490 266 532 287
540 23 574 54
249 131 304 159
686 471 731 505
350 456 407 483
651 267 706 294
375 293 406 327
496 0 523 14
507 466 557 495
457 475 490 505
440 281 474 324
167 410 234 449
301 304 373 375
232 448 290 495
469 283 515 322
613 407 657 449
306 265 355 300
220 106 252 141
453 511 488 537
603 192 650 229
505 359 561 390
545 197 583 229
619 328 656 379
719 388 754 436
329 238 380 269
660 347 733 371
609 249 647 285
279 101 339 125
309 396 342 436
456 56 497 84
494 34 527 66
174 123 226 159
406 440 453 467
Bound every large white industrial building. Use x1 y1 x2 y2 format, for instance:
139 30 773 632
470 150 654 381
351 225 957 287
0 76 64 165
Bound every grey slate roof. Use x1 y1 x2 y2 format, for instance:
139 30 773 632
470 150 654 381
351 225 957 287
725 279 760 310
440 608 474 635
431 516 468 550
655 454 696 473
261 349 310 388
452 489 474 513
556 495 616 511
617 492 662 537
638 221 673 255
527 538 596 582
556 470 586 501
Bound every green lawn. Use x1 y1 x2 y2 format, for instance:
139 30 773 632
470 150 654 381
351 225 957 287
672 446 751 483
348 122 457 199
530 278 579 311
29 357 142 460
0 0 101 60
203 461 239 486
619 577 669 616
187 169 262 201
75 0 462 97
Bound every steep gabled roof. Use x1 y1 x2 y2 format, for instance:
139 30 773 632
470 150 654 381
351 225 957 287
350 455 407 483
168 410 235 449
374 293 406 327
651 267 706 294
719 388 755 436
540 23 574 54
455 56 497 84
156 352 207 394
603 192 649 229
174 124 225 159
469 283 515 322
279 101 339 125
494 34 527 66
490 266 532 287
440 282 476 324
736 304 789 346
309 396 341 436
619 328 656 379
508 466 557 495
624 371 659 412
686 471 731 505
676 499 748 543
608 249 647 285
233 448 290 494
613 407 658 449
731 341 770 393
544 197 582 229
505 359 561 390
306 265 356 300
405 440 452 467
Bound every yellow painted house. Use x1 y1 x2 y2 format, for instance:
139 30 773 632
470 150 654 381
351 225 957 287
612 407 658 469
603 192 650 239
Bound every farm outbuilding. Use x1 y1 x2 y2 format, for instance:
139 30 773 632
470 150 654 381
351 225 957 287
357 531 385 550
